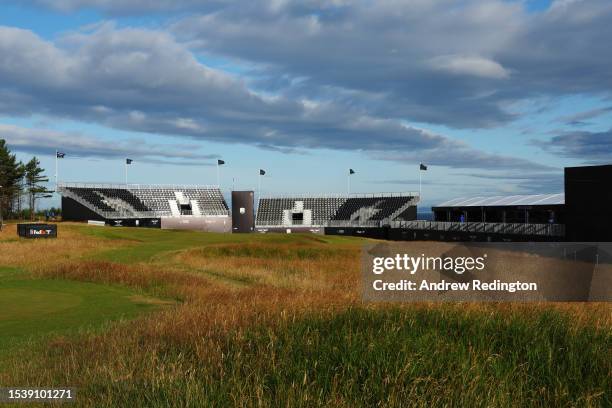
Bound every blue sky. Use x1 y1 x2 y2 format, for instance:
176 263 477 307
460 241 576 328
1 0 611 210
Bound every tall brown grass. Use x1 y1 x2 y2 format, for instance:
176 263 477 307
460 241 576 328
1 229 610 406
0 223 130 269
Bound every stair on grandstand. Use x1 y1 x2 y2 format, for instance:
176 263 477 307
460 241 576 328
256 197 346 226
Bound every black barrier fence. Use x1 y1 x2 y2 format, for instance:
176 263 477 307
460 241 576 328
325 225 569 243
324 226 390 240
387 228 562 243
17 223 58 239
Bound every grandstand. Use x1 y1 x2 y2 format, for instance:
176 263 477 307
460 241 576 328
375 193 568 241
58 183 229 230
432 193 565 223
55 164 610 241
255 193 419 230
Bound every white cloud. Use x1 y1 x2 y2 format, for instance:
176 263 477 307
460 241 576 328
0 123 219 164
428 55 510 79
2 0 605 171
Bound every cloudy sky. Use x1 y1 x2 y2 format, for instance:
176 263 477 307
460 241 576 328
1 0 611 208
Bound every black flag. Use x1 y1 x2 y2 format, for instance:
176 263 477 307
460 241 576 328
349 169 355 175
126 158 133 165
217 159 225 165
259 169 266 176
420 163 427 171
56 152 65 158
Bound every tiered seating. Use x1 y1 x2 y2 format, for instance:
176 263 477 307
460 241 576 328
132 188 175 214
256 194 416 227
184 188 228 215
332 198 380 221
394 206 417 221
66 188 118 214
61 184 229 218
96 188 150 212
131 188 229 216
302 198 345 225
255 198 286 225
369 196 414 220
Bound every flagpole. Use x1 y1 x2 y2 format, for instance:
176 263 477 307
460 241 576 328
258 173 261 199
125 161 128 185
55 150 58 190
347 173 350 195
216 162 220 187
419 169 422 196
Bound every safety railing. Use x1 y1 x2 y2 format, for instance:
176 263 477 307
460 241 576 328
58 182 221 190
324 220 383 228
255 220 384 228
389 220 565 237
259 192 420 199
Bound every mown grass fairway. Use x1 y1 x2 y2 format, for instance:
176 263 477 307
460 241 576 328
0 223 610 407
0 274 161 352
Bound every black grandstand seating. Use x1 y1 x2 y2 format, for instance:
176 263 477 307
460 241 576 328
369 196 415 220
59 184 229 219
67 188 150 213
332 198 380 221
394 205 418 221
66 188 119 214
256 194 417 227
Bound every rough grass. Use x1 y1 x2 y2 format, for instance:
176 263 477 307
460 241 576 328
205 307 610 407
0 223 610 407
0 223 130 268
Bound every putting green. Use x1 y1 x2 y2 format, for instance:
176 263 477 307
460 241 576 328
0 276 164 352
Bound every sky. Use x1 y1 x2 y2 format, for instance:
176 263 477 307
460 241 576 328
1 0 611 209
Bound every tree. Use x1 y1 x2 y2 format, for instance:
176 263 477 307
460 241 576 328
14 162 26 216
0 139 23 219
24 157 52 221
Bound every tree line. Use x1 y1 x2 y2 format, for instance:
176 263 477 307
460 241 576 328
0 139 53 220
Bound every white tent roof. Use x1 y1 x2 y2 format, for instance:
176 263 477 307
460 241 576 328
434 193 564 208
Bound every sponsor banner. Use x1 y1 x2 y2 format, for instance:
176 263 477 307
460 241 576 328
362 242 612 302
17 224 58 239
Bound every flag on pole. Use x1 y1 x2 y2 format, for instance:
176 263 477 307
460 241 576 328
216 159 224 187
420 163 427 171
259 169 266 176
349 169 355 174
126 158 133 165
55 151 65 189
